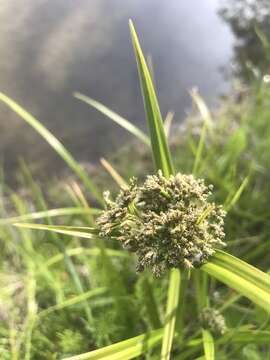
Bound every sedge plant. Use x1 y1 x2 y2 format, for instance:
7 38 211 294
0 21 270 360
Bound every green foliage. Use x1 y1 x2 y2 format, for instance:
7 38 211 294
129 20 174 178
74 92 150 147
219 0 270 80
1 21 270 360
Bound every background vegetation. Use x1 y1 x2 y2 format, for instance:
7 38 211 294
1 8 270 360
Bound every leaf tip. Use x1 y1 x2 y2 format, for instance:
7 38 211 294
128 18 134 30
73 91 80 99
128 19 137 41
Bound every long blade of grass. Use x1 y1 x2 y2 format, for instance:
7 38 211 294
129 20 181 359
164 111 175 139
140 276 162 329
74 92 150 147
202 329 214 360
224 176 249 212
14 163 95 324
63 329 163 360
69 181 91 208
191 89 212 176
0 207 100 225
129 20 174 177
227 330 270 344
212 250 270 295
193 271 208 311
39 287 107 317
45 247 129 268
0 92 103 204
190 88 213 128
175 270 189 342
100 158 128 188
175 329 270 360
202 252 270 313
161 268 181 360
14 223 98 239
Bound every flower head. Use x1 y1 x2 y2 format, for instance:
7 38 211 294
199 307 227 336
97 171 225 276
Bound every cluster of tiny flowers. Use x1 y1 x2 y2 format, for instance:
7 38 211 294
199 307 227 336
97 171 226 277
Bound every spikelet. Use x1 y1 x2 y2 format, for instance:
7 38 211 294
97 171 226 277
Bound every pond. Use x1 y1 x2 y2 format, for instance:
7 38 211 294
0 0 233 180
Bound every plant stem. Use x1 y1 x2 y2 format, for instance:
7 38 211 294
176 270 190 343
161 268 181 360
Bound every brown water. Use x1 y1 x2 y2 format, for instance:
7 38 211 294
0 0 233 179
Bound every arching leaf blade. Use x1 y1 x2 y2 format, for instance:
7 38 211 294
202 255 270 313
74 92 150 147
63 329 163 360
0 92 103 204
0 207 100 225
212 250 270 295
14 223 98 239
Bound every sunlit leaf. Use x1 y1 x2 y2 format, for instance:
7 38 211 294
212 250 270 295
202 329 214 360
14 223 98 239
100 158 128 188
129 19 174 178
63 329 163 360
0 207 100 225
161 268 181 360
203 251 270 313
164 111 175 139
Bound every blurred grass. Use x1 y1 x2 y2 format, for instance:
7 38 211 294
0 80 270 359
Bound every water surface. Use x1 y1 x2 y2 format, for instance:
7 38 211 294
0 0 233 179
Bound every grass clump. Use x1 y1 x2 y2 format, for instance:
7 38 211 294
1 21 270 360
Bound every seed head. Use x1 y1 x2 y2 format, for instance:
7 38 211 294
97 171 226 276
199 307 227 336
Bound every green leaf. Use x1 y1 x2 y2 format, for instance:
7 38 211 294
224 176 249 212
139 276 162 329
242 345 261 360
63 329 163 360
164 111 175 139
224 330 270 345
13 223 98 239
45 247 128 268
202 329 215 360
129 21 181 359
212 250 270 295
39 287 107 317
202 251 270 313
0 207 100 225
100 158 128 188
74 92 150 147
0 92 103 204
129 19 174 177
161 268 181 360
